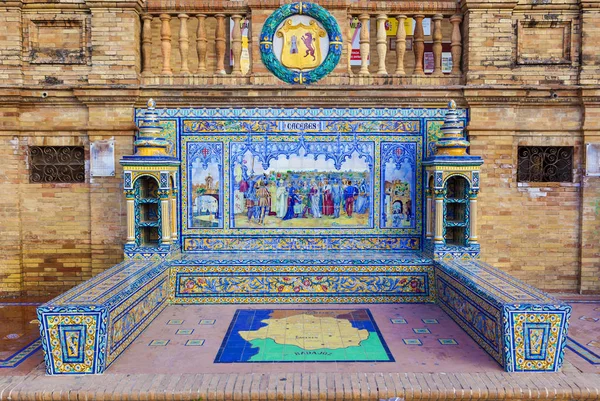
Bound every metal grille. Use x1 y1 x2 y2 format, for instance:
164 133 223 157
29 146 85 183
517 146 573 183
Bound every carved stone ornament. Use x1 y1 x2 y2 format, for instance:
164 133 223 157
260 2 342 84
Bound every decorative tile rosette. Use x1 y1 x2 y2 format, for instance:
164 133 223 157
260 2 342 84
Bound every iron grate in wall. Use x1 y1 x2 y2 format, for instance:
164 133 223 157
29 146 85 183
517 146 573 183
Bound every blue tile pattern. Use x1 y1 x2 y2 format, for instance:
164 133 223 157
0 339 42 368
435 259 571 372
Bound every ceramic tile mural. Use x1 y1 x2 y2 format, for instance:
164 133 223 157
141 107 463 252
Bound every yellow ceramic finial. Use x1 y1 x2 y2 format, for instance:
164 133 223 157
448 99 456 110
147 98 156 109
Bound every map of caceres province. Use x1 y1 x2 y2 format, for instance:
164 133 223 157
215 309 395 363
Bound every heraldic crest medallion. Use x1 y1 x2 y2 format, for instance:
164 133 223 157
260 2 342 84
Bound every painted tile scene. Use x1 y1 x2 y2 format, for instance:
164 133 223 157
230 143 374 229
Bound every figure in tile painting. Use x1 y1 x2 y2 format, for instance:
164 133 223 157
309 181 322 218
322 179 334 216
344 181 359 217
230 142 372 228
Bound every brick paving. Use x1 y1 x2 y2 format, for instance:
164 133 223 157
0 370 599 401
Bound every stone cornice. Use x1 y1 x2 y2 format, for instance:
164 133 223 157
2 86 600 108
84 0 143 12
460 0 518 12
73 88 141 106
580 0 600 9
0 0 24 8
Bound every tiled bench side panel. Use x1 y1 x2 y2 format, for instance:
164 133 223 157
106 272 170 366
38 306 108 375
435 268 504 365
435 259 572 372
37 260 170 375
503 304 571 372
169 264 436 304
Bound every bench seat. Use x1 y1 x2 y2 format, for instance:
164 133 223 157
37 260 170 375
169 251 436 304
435 259 571 372
37 251 571 374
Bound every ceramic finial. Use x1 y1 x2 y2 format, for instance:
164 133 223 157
147 98 156 109
448 99 456 110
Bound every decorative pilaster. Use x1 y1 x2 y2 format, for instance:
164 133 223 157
376 14 387 75
161 198 171 244
413 15 425 75
450 14 463 75
434 189 444 244
358 14 370 76
160 14 172 75
215 14 226 74
171 194 178 241
469 191 478 245
178 14 190 74
432 14 443 76
394 15 407 75
231 15 243 75
126 197 135 244
196 14 208 73
141 15 153 76
426 190 433 238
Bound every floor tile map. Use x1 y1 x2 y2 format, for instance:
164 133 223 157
214 309 395 363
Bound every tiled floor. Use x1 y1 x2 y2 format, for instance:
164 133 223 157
563 302 600 373
0 298 46 375
108 304 503 374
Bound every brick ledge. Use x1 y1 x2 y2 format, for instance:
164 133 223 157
0 371 598 401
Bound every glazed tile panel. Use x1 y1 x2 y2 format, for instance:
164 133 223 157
435 259 571 372
170 256 436 304
435 268 503 364
134 107 468 252
38 260 170 374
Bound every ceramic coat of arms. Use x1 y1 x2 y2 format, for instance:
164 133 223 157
260 2 342 84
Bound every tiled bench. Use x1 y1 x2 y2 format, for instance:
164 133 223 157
37 252 571 374
37 260 170 375
169 251 436 304
434 259 571 372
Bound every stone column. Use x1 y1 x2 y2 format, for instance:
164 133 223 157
432 14 443 76
178 14 190 74
159 14 172 75
141 15 153 76
426 190 433 239
171 194 178 241
450 14 463 75
231 14 243 75
215 14 226 74
469 192 478 245
358 14 370 76
376 14 387 75
126 198 135 244
413 15 425 75
434 189 445 244
196 14 208 73
394 15 406 75
161 199 171 244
